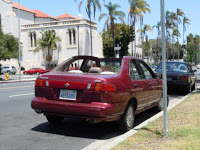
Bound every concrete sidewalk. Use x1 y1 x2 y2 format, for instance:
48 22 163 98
0 75 36 84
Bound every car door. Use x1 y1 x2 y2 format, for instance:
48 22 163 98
129 59 150 112
137 60 162 106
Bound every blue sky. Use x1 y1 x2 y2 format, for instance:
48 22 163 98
12 0 199 43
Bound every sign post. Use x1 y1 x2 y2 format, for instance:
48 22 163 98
160 0 168 136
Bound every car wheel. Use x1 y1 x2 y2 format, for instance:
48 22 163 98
118 102 135 133
46 115 64 125
185 84 192 94
191 83 196 91
154 96 169 112
24 72 27 75
36 72 40 75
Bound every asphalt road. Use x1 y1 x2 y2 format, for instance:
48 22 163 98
0 79 199 150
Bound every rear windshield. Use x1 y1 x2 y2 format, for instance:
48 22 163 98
54 57 122 74
156 62 188 73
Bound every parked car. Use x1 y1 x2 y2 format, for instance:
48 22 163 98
31 56 166 132
155 61 196 93
23 68 46 75
196 63 200 69
1 66 17 74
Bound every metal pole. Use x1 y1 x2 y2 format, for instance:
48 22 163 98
160 0 168 137
77 25 79 66
18 0 21 80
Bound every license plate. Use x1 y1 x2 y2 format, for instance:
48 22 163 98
59 89 77 100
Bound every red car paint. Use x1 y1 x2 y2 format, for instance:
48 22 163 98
31 56 163 131
23 68 46 75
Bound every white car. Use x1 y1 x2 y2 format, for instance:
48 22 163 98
196 63 200 69
1 66 17 74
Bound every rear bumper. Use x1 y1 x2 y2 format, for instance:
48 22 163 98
31 97 121 122
167 81 190 89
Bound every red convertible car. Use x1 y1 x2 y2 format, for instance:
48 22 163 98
23 68 46 75
31 56 166 132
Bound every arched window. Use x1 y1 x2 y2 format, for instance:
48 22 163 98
72 29 76 44
33 31 37 47
28 31 37 48
68 29 72 45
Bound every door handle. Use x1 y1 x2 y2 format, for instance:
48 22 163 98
134 83 138 88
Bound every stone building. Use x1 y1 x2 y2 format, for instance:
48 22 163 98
0 0 102 70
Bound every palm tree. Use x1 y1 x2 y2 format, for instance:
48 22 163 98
153 21 161 64
75 0 102 56
98 2 125 52
194 35 200 64
138 24 152 64
172 28 179 61
34 30 61 69
183 16 190 44
128 0 150 57
176 8 184 60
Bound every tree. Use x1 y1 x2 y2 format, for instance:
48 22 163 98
176 8 184 60
128 0 150 57
102 24 131 58
183 16 190 44
152 21 161 64
99 2 125 51
75 0 103 56
0 31 18 61
34 30 61 69
137 24 152 63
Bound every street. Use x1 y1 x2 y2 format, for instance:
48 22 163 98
0 78 199 150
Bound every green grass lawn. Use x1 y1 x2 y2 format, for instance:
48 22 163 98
112 90 200 150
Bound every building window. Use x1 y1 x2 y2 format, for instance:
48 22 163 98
68 29 72 45
28 31 37 48
73 29 76 44
67 28 76 47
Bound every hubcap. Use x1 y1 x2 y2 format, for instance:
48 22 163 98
126 106 134 127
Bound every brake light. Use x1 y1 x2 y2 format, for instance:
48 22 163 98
94 83 116 92
179 76 189 80
35 79 44 87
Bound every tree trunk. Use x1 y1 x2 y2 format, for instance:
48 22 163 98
146 35 149 64
89 17 93 56
134 17 136 57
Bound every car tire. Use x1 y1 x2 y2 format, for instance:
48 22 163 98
118 102 135 133
46 115 64 125
191 83 196 91
24 72 27 75
36 72 40 75
185 84 192 94
154 96 169 112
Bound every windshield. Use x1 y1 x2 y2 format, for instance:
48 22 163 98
156 62 188 73
54 56 122 74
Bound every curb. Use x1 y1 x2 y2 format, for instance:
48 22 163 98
82 87 200 150
0 78 36 84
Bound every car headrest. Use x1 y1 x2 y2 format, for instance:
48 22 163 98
89 67 102 73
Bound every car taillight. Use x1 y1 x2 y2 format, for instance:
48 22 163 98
35 79 44 87
179 76 189 80
94 83 116 92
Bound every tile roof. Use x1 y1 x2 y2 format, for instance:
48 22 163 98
32 9 57 20
56 13 77 19
12 2 35 14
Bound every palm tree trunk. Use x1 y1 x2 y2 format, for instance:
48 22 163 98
134 17 136 57
89 17 93 56
146 35 149 64
177 37 179 61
